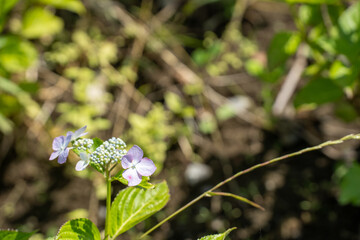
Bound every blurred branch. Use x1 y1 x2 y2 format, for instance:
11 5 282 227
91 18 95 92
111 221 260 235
272 44 307 116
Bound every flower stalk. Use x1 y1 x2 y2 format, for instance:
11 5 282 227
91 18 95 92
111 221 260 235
105 169 112 240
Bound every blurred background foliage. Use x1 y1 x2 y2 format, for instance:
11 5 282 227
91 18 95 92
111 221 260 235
1 0 360 239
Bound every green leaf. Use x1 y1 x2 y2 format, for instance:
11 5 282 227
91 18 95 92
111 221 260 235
90 137 103 152
199 113 217 134
335 2 360 62
0 0 20 31
216 105 236 121
335 102 358 122
110 181 170 238
0 35 37 73
0 229 35 240
338 2 360 38
197 227 236 240
329 60 356 87
192 41 222 66
245 58 265 77
0 112 14 134
0 76 40 118
0 0 19 13
294 78 343 108
34 0 85 14
267 32 301 71
338 163 360 206
56 218 101 240
165 91 184 114
21 7 63 39
298 4 322 26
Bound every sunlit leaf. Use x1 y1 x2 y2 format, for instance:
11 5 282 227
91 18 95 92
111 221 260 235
110 181 170 238
21 7 63 39
192 41 222 66
329 60 356 87
165 92 184 114
197 227 236 240
56 218 101 240
298 4 322 26
0 0 20 13
0 76 40 118
0 0 20 31
0 229 35 240
0 112 13 134
267 32 301 70
35 0 85 14
0 35 37 73
335 2 360 62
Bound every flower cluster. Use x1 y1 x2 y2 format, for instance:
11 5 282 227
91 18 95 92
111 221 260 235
50 126 157 186
73 138 94 151
90 137 127 165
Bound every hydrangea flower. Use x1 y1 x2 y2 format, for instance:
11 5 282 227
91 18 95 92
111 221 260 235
49 126 87 164
75 152 90 171
68 125 87 141
121 145 156 186
49 132 72 164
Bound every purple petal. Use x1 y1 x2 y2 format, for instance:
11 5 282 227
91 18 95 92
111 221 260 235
127 145 143 163
71 126 88 140
75 160 89 171
49 151 60 160
52 136 64 151
122 168 142 186
64 132 72 146
136 157 156 176
58 148 70 164
121 155 132 169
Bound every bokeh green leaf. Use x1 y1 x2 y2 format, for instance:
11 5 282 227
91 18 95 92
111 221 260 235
294 78 343 108
0 229 35 240
338 163 360 206
0 35 37 73
267 32 301 71
35 0 85 14
21 7 63 39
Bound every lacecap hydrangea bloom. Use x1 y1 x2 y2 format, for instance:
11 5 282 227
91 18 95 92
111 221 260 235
122 145 156 186
49 126 87 164
89 137 127 169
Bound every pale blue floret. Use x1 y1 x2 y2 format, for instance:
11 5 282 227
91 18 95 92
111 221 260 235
75 152 90 171
49 126 88 165
121 145 156 186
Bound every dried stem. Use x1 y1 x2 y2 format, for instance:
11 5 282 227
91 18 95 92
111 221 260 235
140 133 360 239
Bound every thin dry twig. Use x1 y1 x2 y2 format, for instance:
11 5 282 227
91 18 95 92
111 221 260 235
272 44 307 116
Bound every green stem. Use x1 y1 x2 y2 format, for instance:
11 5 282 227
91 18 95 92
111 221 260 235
140 133 360 239
105 169 112 240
